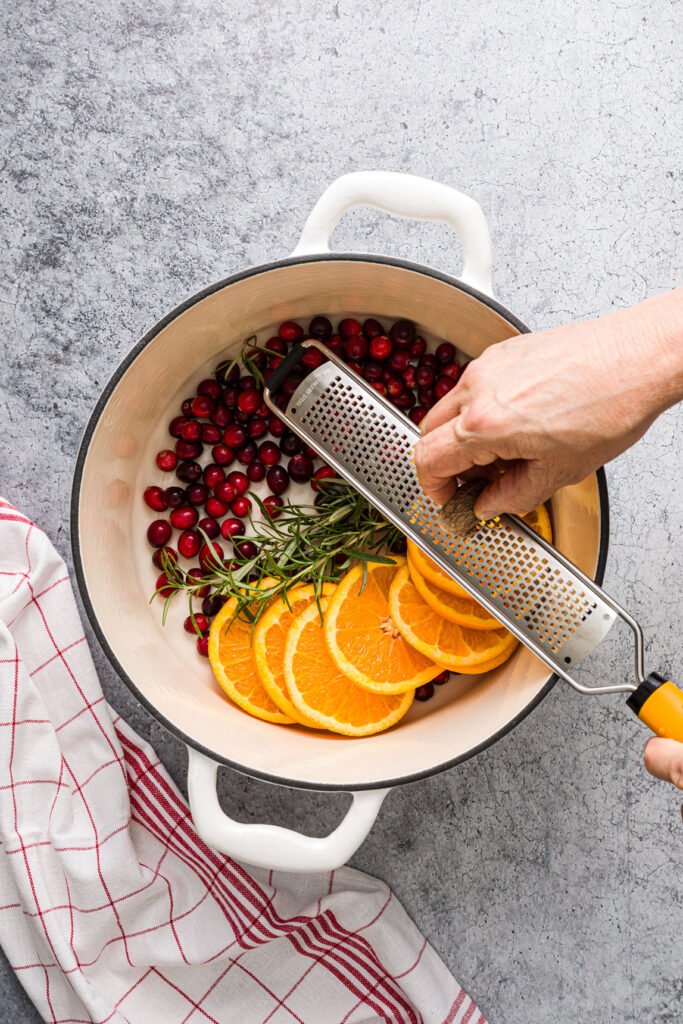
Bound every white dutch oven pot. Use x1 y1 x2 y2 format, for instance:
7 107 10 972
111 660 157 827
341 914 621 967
72 172 608 873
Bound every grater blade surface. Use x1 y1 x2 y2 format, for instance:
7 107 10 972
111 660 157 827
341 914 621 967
273 357 617 678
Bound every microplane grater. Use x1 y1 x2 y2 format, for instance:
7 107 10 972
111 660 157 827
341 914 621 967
263 338 683 738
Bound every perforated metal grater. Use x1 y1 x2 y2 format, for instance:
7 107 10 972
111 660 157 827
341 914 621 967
263 338 683 740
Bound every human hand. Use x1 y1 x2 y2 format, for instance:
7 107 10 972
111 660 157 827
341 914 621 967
414 288 683 517
644 737 683 791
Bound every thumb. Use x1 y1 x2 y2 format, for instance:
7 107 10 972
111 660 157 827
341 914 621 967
473 461 555 519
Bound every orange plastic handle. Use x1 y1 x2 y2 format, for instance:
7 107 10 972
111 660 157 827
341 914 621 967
635 680 683 741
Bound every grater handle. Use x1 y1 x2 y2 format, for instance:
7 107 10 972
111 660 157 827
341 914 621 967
265 342 306 395
627 674 683 741
292 171 494 296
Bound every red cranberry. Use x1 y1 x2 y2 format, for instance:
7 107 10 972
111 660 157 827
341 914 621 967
181 419 201 442
214 361 239 385
435 375 456 400
205 496 228 519
267 465 289 495
181 398 194 416
176 460 202 484
256 401 269 418
301 442 318 460
246 348 267 371
410 336 427 359
197 517 220 539
144 485 166 512
234 539 258 560
266 335 288 355
247 461 266 483
147 520 172 548
280 432 301 457
199 542 224 571
236 442 257 465
224 424 247 448
192 395 215 418
201 424 222 444
211 403 231 429
237 388 260 414
155 572 175 599
371 382 387 396
187 567 211 597
433 670 450 686
417 387 436 408
402 365 416 389
409 406 428 426
221 517 245 539
282 373 303 398
389 319 416 348
363 359 383 382
441 360 461 382
156 449 177 472
363 318 384 339
236 411 250 425
170 506 198 530
184 613 210 635
312 466 338 491
240 374 257 390
344 335 368 361
268 355 283 371
259 440 281 466
346 360 364 375
381 367 394 384
212 443 235 467
309 316 332 339
326 335 344 356
263 495 284 519
197 378 222 400
178 530 200 559
436 342 456 364
392 390 416 410
169 416 186 438
339 318 362 338
231 495 252 518
302 347 324 370
419 353 438 369
214 480 236 503
288 453 314 483
227 471 248 495
279 320 304 342
202 594 224 617
246 418 266 442
163 486 187 509
196 636 210 657
222 385 239 409
414 682 434 702
268 414 286 437
152 546 178 570
175 440 202 461
203 464 225 488
415 365 435 389
389 349 410 372
385 375 405 398
369 335 392 360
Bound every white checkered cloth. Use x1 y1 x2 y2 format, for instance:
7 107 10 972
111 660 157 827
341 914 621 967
0 496 486 1024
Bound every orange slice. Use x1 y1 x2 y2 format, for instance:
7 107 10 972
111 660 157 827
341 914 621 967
407 552 502 631
253 583 336 726
323 558 443 694
388 566 518 671
523 502 552 542
208 578 294 725
284 598 414 736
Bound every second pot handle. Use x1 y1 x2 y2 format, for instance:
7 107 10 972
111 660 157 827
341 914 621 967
292 170 494 297
186 746 389 873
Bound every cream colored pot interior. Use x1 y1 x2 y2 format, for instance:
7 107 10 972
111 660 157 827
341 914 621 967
76 259 604 789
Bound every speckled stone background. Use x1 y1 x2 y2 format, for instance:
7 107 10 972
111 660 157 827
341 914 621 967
1 0 682 1021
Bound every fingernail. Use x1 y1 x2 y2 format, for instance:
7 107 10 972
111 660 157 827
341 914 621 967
475 507 499 522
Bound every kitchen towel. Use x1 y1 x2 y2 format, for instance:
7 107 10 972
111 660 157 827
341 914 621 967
0 496 486 1024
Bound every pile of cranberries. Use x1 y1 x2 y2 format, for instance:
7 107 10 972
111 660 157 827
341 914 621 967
143 314 466 699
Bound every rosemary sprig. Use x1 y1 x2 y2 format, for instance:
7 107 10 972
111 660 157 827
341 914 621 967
158 481 401 632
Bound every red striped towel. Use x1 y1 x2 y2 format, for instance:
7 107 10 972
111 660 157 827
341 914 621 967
0 496 486 1024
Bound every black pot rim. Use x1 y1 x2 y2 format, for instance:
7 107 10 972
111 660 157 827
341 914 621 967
70 252 610 792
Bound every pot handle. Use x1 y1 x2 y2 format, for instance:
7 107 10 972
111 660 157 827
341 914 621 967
186 746 390 873
292 170 494 297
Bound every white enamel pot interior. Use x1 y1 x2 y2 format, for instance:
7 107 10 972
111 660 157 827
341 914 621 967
72 172 609 873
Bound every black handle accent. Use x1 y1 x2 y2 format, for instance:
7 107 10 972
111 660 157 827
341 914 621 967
265 343 306 396
626 671 667 716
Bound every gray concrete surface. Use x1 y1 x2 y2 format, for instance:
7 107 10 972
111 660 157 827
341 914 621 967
1 0 681 1021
